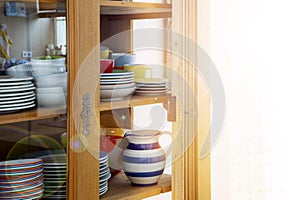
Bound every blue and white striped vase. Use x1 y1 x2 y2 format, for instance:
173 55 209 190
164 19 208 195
121 130 170 186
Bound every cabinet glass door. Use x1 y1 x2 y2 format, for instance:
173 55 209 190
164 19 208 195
0 1 67 199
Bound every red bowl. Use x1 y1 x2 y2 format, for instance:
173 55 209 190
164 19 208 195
100 59 114 73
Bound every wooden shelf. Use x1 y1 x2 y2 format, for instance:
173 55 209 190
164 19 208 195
99 0 171 16
101 172 171 200
99 94 172 111
0 107 66 125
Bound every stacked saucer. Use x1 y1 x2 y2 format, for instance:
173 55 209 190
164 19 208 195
135 78 169 96
100 152 111 196
0 159 44 199
100 70 136 101
0 76 36 114
40 154 66 199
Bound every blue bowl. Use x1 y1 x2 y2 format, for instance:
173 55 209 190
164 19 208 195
112 53 136 67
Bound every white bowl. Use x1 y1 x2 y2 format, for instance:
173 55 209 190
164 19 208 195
36 87 64 94
6 63 66 77
100 82 136 90
36 81 67 93
100 86 136 101
37 92 66 108
35 72 67 82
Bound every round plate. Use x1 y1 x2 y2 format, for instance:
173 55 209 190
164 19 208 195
100 82 136 90
100 79 134 85
0 182 43 194
0 96 36 105
0 159 42 168
0 86 35 93
136 86 168 90
0 81 32 86
0 103 35 113
0 91 34 98
101 70 133 76
101 73 134 79
0 76 33 82
100 77 134 83
0 93 35 102
39 154 66 166
99 186 108 196
99 172 111 183
135 78 169 84
0 83 34 90
0 100 35 108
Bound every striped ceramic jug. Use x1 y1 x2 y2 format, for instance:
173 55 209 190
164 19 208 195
121 130 171 186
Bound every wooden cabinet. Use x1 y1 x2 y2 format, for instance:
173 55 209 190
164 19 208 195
0 0 210 199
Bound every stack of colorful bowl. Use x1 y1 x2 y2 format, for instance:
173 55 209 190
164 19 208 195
0 159 44 199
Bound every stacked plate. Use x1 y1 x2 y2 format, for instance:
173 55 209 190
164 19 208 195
0 76 36 114
135 78 170 96
0 159 44 199
40 154 66 199
100 70 136 101
100 152 111 196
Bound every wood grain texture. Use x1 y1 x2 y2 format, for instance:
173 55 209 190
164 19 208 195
101 172 171 200
0 108 66 125
99 0 171 15
67 0 100 199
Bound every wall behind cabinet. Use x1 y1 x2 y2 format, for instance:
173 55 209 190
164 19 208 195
0 8 54 59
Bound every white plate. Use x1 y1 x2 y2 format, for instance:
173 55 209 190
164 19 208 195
136 86 169 91
0 100 35 108
135 90 168 96
0 96 36 105
0 81 32 86
0 93 35 102
100 187 108 196
0 91 34 98
135 78 169 84
101 74 134 79
100 82 136 90
44 169 66 173
100 71 133 76
100 86 136 100
99 172 111 183
0 103 35 112
0 76 33 82
0 98 34 109
43 165 67 170
100 79 134 85
0 86 35 93
0 83 34 90
0 182 43 194
100 77 134 82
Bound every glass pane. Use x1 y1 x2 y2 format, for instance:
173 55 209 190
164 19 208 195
0 1 67 199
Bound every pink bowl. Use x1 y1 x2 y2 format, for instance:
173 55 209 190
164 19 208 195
100 59 114 73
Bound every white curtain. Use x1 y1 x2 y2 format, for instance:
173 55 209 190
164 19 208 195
211 0 300 199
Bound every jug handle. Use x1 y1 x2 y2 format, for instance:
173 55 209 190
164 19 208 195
159 131 172 157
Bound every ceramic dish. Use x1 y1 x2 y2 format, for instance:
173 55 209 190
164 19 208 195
100 77 134 82
100 86 136 101
0 100 35 108
0 91 34 98
0 83 34 90
0 76 33 82
0 86 35 93
135 78 169 84
0 94 36 104
0 81 31 86
100 82 136 90
100 70 134 76
0 103 35 113
100 78 134 85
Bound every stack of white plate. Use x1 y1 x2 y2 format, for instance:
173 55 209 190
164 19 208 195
135 78 170 96
0 76 36 114
40 154 66 199
100 151 111 196
100 70 136 101
0 159 44 199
